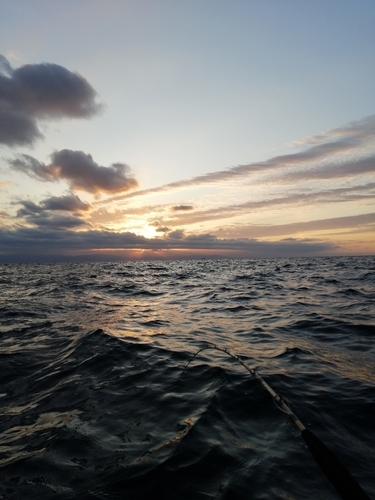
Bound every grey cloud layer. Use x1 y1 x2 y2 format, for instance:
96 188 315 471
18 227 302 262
0 226 337 262
16 194 92 229
17 193 91 214
41 193 92 212
0 55 101 146
16 207 88 229
10 150 138 194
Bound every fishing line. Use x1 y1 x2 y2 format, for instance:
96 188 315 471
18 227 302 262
184 342 371 500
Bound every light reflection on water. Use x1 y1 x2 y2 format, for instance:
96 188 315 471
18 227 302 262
0 256 374 499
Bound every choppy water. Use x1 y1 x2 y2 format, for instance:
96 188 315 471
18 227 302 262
0 256 374 499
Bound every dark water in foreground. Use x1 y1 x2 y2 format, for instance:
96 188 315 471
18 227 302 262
0 257 374 500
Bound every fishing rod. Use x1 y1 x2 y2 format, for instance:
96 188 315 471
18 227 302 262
184 343 371 500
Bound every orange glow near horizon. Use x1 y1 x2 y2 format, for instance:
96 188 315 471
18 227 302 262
69 246 322 262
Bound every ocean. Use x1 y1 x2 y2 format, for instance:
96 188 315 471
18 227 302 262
0 256 374 499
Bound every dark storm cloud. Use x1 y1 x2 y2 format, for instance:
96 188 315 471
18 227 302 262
0 55 101 146
10 150 138 194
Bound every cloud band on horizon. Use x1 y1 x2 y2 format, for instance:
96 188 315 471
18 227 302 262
0 225 338 263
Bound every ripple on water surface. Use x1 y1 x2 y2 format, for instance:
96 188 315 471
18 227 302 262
0 256 374 499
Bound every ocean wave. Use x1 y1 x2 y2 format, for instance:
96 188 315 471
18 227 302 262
0 257 374 499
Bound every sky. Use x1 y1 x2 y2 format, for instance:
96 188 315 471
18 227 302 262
0 0 374 262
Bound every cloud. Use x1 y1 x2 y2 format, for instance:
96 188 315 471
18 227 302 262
275 155 375 183
16 207 88 229
9 150 139 194
102 115 375 204
291 115 375 147
163 182 375 227
15 194 92 214
26 214 89 229
41 193 92 212
14 193 92 229
212 213 375 239
167 229 185 239
171 204 194 211
0 55 101 146
16 200 44 217
149 220 170 233
0 55 12 76
0 226 338 262
0 100 43 145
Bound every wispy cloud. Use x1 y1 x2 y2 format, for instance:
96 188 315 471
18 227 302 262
101 115 375 204
163 183 375 227
274 155 375 183
212 213 375 239
9 150 138 195
0 55 102 147
291 115 375 147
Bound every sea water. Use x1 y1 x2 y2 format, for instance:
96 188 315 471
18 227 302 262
0 257 374 499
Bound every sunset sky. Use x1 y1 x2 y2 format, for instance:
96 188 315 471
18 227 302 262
1 0 374 262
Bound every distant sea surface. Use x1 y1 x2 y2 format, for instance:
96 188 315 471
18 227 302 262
0 257 374 500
